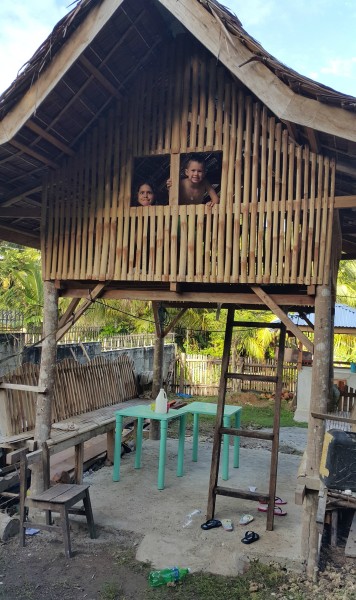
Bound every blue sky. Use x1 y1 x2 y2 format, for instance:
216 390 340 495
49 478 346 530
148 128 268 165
0 0 355 96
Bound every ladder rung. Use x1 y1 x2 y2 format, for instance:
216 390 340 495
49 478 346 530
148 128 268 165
220 427 274 441
233 321 282 329
226 373 278 383
215 486 269 503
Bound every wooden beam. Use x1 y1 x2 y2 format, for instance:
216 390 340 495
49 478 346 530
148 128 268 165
58 298 81 329
251 286 314 353
305 127 320 154
0 225 40 249
1 186 42 206
162 308 187 337
56 283 106 341
79 55 122 100
10 140 58 169
0 208 41 218
0 383 47 393
334 195 356 208
26 121 74 156
59 287 316 307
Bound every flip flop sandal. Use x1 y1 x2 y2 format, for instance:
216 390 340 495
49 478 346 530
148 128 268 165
259 496 287 506
258 505 287 516
221 519 233 531
241 531 259 544
201 519 222 530
239 514 254 525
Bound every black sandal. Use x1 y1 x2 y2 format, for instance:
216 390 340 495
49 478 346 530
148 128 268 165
241 531 260 544
201 519 222 530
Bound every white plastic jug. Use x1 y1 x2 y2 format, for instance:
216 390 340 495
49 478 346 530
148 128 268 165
155 388 168 413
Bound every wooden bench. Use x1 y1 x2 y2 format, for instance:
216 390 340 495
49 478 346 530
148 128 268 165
0 355 144 483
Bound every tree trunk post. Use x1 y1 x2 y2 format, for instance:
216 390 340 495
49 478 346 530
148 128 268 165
32 281 58 494
301 282 332 577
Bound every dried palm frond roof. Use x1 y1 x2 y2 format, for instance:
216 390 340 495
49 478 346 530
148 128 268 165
1 0 356 120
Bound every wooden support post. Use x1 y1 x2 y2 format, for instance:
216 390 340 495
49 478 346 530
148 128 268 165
107 430 115 464
74 442 84 484
301 282 332 578
32 281 58 495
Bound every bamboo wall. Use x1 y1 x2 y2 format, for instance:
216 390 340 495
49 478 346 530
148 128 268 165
0 355 137 436
43 38 335 286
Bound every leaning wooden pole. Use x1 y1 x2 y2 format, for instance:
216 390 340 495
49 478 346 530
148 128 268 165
32 281 58 494
150 302 164 440
301 281 332 578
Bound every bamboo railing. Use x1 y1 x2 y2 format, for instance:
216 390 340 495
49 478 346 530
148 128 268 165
0 355 137 436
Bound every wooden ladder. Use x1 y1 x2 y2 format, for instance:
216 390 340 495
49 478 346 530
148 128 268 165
206 306 287 531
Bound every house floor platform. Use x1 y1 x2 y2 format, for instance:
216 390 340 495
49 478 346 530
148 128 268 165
85 434 307 576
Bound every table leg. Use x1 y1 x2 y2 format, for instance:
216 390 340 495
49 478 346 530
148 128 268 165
177 413 187 477
192 413 199 461
134 417 144 469
158 420 168 490
113 415 123 481
233 411 240 468
222 415 230 481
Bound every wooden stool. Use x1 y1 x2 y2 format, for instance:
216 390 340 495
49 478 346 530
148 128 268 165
18 445 96 558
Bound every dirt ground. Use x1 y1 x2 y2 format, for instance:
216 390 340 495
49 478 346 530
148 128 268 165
0 519 355 600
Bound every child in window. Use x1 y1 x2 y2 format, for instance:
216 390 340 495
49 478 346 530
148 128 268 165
133 182 156 207
167 154 219 207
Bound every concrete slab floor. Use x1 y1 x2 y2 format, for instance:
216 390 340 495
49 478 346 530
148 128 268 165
85 431 307 576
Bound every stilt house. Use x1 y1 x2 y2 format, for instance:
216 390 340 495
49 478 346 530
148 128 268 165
1 0 356 574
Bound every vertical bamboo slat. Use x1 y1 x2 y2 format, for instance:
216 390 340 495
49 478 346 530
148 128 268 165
317 157 330 282
312 156 323 283
205 58 216 151
277 129 288 283
134 207 143 281
224 85 237 281
231 91 244 283
170 205 178 281
271 123 282 282
99 108 114 280
86 126 98 279
283 142 295 283
196 204 204 280
298 147 309 284
306 152 316 284
248 102 260 282
217 83 230 282
107 101 121 279
291 145 302 283
263 117 275 284
240 96 252 282
187 205 196 282
178 205 188 281
92 119 106 279
155 206 164 281
322 159 336 284
162 205 170 282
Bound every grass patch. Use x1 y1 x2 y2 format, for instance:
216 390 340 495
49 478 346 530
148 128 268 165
144 560 304 600
168 394 307 435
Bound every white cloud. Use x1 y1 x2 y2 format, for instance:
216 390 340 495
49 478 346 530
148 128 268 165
0 1 69 94
226 0 276 27
320 57 356 79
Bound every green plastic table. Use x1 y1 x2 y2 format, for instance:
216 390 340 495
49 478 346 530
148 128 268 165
178 401 242 480
112 405 187 490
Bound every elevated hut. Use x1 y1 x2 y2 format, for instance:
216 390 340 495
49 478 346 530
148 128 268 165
1 0 356 575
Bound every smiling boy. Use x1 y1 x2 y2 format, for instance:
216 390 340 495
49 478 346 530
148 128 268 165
167 154 220 207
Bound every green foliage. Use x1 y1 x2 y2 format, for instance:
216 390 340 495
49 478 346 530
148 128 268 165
0 244 43 326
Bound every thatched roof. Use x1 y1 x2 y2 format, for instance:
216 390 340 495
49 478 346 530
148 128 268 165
0 0 356 253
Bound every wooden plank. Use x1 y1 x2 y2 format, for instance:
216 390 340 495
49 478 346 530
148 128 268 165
277 129 288 283
291 145 302 283
263 116 275 284
251 285 314 353
0 383 46 393
231 90 244 283
298 146 309 284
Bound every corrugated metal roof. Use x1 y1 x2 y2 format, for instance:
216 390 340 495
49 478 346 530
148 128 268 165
289 304 356 329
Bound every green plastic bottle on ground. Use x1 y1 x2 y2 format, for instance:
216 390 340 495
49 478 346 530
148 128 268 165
148 567 190 587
